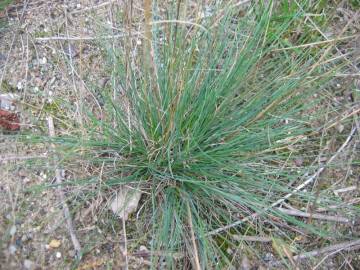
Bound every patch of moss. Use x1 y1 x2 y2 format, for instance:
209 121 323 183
350 0 360 9
0 80 17 92
34 30 48 38
43 100 62 115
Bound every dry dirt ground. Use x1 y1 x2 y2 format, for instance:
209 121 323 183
0 1 151 269
0 1 360 270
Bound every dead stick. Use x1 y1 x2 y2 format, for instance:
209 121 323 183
276 208 350 223
269 238 360 267
187 202 201 270
35 33 136 41
232 235 272 242
294 239 360 260
47 116 82 258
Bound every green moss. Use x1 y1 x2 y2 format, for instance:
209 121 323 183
0 80 17 92
34 31 48 38
350 0 360 8
43 100 62 114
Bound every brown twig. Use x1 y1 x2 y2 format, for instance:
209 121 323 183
270 239 360 267
232 235 272 242
276 208 350 224
122 215 129 270
47 116 82 258
187 202 201 270
34 33 134 41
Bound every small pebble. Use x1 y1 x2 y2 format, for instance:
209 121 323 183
68 250 76 257
336 123 344 133
39 57 47 65
263 252 274 262
294 158 303 167
9 244 17 254
23 177 31 184
139 245 148 252
9 225 16 236
24 259 34 270
15 238 22 247
21 233 32 242
17 81 23 90
56 252 62 258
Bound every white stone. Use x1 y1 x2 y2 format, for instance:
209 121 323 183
24 259 34 269
9 225 16 236
16 81 23 90
40 57 47 65
9 245 17 254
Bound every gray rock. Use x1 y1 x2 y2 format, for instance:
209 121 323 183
9 244 17 254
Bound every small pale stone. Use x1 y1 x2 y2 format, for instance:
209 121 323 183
336 123 344 133
294 158 303 167
17 81 23 90
56 252 62 258
9 225 16 236
68 250 76 257
9 245 17 254
0 93 19 110
39 57 47 65
23 177 31 184
139 245 148 252
240 255 251 270
24 259 34 270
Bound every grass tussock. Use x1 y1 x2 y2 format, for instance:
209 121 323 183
27 1 358 268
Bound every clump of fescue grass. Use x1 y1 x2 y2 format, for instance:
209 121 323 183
27 1 358 268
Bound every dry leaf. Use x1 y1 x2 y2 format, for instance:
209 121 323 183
110 187 142 220
0 109 20 130
49 239 61 248
336 123 344 133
